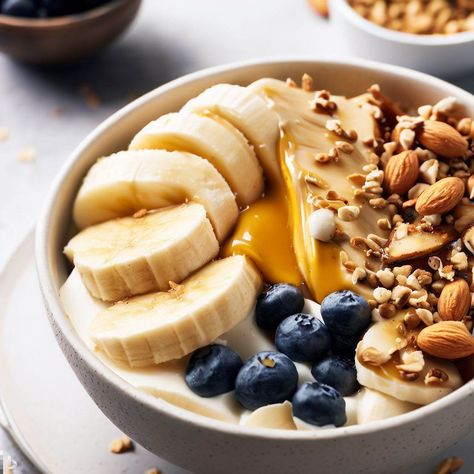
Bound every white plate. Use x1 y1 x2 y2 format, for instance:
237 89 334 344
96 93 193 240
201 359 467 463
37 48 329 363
0 232 472 474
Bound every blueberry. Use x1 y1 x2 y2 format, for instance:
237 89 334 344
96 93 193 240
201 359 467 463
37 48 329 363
275 313 331 363
321 290 371 337
1 0 37 17
235 351 298 410
311 355 359 396
292 382 346 427
255 283 304 330
331 332 359 358
185 344 242 398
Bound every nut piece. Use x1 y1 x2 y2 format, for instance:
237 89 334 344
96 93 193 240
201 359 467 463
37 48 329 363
438 279 471 321
384 226 457 263
308 0 329 16
109 436 134 454
417 120 468 159
462 224 474 255
435 457 464 474
417 321 474 359
424 367 449 385
360 347 391 366
415 177 465 216
384 150 419 196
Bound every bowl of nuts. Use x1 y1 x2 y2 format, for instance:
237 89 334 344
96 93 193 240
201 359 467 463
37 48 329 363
0 0 141 64
329 0 474 76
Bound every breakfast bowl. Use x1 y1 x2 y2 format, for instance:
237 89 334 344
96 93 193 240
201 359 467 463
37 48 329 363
0 0 141 64
36 57 474 474
329 0 474 77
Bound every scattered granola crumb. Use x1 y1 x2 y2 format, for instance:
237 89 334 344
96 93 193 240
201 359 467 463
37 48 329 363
435 457 464 474
145 469 162 474
80 83 100 109
18 147 36 163
52 106 64 117
109 436 134 454
0 127 9 141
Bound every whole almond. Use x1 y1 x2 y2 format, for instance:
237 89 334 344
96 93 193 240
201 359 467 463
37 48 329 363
417 321 474 359
384 150 419 196
437 279 470 321
417 120 468 159
415 177 465 216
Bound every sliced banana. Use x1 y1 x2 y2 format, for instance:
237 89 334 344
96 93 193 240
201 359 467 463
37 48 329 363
89 255 263 367
64 204 219 302
241 401 297 430
356 388 418 424
181 83 280 180
356 316 462 405
129 112 264 207
60 269 242 424
72 149 238 242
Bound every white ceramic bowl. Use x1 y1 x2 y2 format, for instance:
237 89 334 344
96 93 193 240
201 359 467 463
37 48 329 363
36 58 474 474
330 0 474 77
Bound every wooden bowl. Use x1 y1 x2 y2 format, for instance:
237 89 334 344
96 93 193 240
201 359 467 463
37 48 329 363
0 0 142 65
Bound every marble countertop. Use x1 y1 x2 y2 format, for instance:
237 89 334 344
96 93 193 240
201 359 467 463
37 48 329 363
0 0 473 471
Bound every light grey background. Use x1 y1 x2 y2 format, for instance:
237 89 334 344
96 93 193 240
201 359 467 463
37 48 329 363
0 0 473 472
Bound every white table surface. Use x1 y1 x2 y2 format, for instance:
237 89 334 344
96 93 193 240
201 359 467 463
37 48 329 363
0 0 474 471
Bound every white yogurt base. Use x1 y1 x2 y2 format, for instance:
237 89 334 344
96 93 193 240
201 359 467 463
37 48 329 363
59 269 414 429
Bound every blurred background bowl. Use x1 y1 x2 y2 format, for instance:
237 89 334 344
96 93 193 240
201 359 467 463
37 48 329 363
329 0 474 77
0 0 141 65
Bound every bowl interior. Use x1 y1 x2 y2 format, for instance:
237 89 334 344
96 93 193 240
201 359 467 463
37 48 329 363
37 57 474 439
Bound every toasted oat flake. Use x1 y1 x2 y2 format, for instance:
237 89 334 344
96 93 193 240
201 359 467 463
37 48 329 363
109 436 134 454
18 147 36 162
435 457 464 474
396 350 425 373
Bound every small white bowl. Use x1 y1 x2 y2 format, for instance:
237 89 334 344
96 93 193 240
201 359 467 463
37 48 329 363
36 58 474 474
330 0 474 77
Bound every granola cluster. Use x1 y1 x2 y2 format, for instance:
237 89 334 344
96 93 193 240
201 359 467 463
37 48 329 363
348 0 474 34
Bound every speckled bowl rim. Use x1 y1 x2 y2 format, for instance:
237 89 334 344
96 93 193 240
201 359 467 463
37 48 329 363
331 0 474 46
36 56 474 442
0 0 133 27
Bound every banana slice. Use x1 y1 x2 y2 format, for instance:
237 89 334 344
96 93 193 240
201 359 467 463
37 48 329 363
73 149 238 242
89 255 263 367
181 83 280 180
64 204 219 302
356 316 462 405
241 401 297 430
60 269 242 424
356 388 418 424
129 112 264 207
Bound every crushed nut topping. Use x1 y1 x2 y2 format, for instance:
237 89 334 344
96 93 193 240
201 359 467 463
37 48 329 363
360 347 391 366
109 436 134 454
425 367 449 385
435 457 464 474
